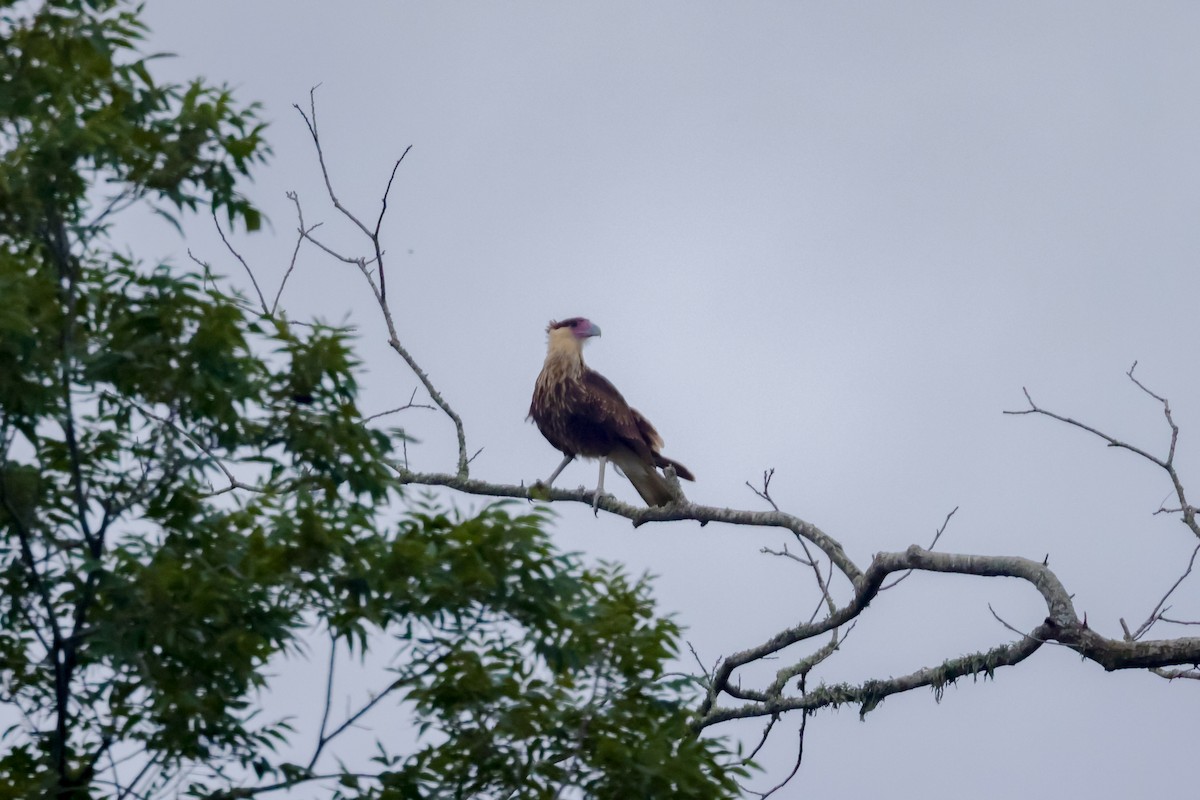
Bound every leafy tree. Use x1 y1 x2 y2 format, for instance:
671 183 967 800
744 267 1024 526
0 2 745 797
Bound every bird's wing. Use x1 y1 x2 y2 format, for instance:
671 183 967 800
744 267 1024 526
578 369 654 451
630 407 664 452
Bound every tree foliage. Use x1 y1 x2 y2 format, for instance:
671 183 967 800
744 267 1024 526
0 2 744 797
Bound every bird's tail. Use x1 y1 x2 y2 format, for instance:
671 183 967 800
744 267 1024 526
654 454 695 482
612 446 678 507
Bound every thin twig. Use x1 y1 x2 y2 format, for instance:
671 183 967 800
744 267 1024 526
316 677 407 748
275 192 324 315
294 87 375 242
752 469 838 621
1006 368 1200 543
881 506 958 591
746 468 779 511
103 392 263 496
759 542 815 567
294 88 470 478
307 631 339 772
373 147 412 302
987 603 1044 642
751 713 807 799
742 714 779 765
213 211 268 314
800 561 834 628
1127 542 1200 640
363 387 437 423
686 641 713 686
1004 385 1168 468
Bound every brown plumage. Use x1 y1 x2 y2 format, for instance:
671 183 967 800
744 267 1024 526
528 317 694 509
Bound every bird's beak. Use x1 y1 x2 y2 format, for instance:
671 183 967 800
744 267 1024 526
588 324 602 338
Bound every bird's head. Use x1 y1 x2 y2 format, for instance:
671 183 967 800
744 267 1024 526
545 317 601 361
547 317 602 341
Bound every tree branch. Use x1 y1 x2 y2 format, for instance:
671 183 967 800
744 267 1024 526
394 468 861 585
392 466 1200 732
293 89 469 478
1004 366 1199 540
212 212 268 315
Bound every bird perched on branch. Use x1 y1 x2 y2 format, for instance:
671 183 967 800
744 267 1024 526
529 317 694 511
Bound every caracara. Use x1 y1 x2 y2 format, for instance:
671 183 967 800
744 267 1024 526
528 317 694 510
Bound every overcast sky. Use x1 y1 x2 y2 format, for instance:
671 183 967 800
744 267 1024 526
132 2 1200 796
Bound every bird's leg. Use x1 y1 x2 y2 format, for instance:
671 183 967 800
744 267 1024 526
593 456 607 515
543 454 574 487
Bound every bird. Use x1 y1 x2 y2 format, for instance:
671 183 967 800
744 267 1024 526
528 317 694 511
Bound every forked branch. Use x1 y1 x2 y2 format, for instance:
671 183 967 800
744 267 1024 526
1005 363 1198 540
292 88 469 478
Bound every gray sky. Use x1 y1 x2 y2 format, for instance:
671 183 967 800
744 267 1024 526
135 2 1199 796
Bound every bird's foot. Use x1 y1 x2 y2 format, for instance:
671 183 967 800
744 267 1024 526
591 490 610 516
527 481 553 502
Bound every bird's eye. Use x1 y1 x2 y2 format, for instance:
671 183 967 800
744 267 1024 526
566 320 576 328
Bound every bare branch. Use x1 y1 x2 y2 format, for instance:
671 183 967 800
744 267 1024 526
391 465 1200 732
760 542 815 567
686 641 714 687
880 506 958 591
1006 376 1199 541
768 531 837 626
293 87 376 242
1004 386 1167 468
1125 363 1198 538
373 147 412 302
805 559 836 626
1127 542 1200 641
746 468 779 511
701 625 1047 729
741 713 779 766
293 91 470 478
84 187 141 234
306 632 338 773
213 211 268 315
274 192 325 315
765 623 854 697
363 387 437 423
395 467 862 585
748 713 807 799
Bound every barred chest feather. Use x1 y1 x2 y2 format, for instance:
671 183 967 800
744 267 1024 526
530 365 584 455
